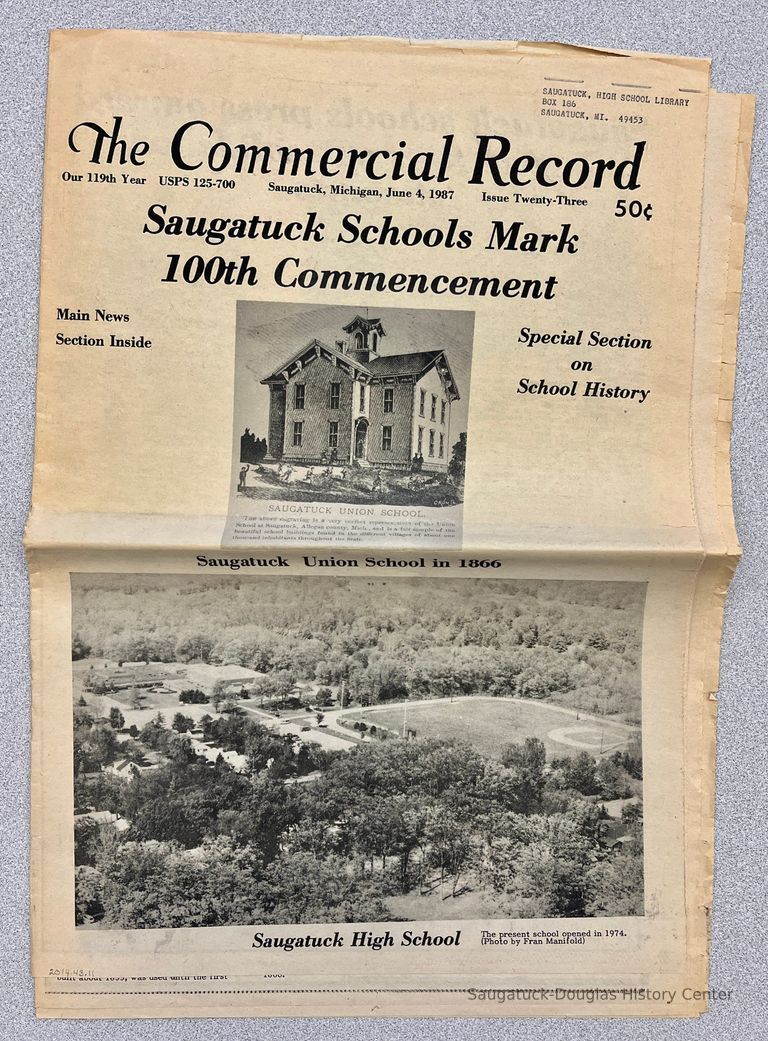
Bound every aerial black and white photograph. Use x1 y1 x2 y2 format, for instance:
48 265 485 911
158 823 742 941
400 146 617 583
230 303 474 509
72 573 645 930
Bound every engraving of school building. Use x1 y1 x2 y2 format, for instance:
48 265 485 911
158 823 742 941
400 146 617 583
261 315 460 471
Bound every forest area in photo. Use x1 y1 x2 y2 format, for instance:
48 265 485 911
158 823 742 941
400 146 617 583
72 574 646 929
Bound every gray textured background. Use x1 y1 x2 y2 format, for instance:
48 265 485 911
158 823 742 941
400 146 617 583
1 1 765 1036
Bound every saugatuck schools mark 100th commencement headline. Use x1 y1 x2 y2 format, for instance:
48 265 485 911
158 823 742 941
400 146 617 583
26 30 753 1018
66 118 648 298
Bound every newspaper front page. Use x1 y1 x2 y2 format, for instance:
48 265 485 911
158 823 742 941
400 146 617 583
26 30 754 1018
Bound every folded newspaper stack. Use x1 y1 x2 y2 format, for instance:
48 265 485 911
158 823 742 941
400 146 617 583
26 30 754 1018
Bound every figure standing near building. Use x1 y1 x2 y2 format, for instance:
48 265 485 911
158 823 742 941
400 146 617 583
238 464 249 492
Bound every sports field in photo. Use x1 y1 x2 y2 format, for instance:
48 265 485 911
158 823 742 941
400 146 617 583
341 696 638 760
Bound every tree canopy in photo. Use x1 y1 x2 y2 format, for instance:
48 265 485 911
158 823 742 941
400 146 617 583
72 576 643 720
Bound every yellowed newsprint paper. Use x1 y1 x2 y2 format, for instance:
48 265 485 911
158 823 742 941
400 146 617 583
26 30 754 1018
